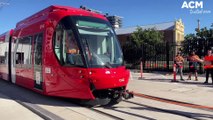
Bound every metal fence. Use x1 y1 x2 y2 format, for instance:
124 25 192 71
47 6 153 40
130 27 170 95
123 38 213 72
140 42 180 71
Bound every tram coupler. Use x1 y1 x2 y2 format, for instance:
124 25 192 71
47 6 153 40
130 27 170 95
122 90 134 99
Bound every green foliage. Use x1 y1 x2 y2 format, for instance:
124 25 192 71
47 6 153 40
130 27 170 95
131 27 163 47
182 25 213 56
196 27 213 38
182 33 196 55
184 33 196 40
122 36 142 64
122 26 164 64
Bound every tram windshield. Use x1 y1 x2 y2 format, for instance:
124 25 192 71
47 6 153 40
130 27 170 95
75 17 123 68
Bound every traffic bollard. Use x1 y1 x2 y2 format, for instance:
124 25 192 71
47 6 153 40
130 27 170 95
172 64 177 82
140 61 143 78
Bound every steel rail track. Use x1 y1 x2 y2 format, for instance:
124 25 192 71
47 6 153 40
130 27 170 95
133 92 213 112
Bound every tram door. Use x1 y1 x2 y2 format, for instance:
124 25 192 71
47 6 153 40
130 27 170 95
33 33 43 90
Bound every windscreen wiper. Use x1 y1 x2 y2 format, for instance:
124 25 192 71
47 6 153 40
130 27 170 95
104 62 112 68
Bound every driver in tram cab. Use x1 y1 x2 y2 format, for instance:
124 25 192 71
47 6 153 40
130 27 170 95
66 31 79 65
67 48 77 64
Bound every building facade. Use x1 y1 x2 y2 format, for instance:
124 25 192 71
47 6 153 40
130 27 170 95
115 19 184 46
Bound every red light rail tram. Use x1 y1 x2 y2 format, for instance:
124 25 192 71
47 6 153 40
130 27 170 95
0 5 133 105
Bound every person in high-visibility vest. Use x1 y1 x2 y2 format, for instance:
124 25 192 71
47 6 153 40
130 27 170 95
187 51 203 81
174 52 184 81
203 50 213 84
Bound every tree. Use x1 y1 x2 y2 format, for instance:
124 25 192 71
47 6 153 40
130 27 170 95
184 33 196 40
131 27 163 47
182 25 213 57
122 27 164 66
196 27 212 38
182 34 196 55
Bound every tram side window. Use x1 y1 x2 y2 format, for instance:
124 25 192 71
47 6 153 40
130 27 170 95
0 43 5 64
53 26 62 63
0 56 5 64
0 43 9 64
15 52 24 64
34 34 43 66
22 37 32 68
15 39 23 67
53 20 83 66
15 37 32 68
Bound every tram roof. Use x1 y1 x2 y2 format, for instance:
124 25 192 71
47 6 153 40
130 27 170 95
16 5 106 30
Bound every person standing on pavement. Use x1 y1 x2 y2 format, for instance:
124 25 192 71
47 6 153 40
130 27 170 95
203 49 213 84
174 52 184 81
187 51 203 81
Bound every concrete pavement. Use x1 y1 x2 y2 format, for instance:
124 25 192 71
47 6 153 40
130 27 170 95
0 93 43 120
128 71 213 107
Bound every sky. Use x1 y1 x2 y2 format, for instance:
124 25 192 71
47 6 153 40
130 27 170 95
0 0 213 35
